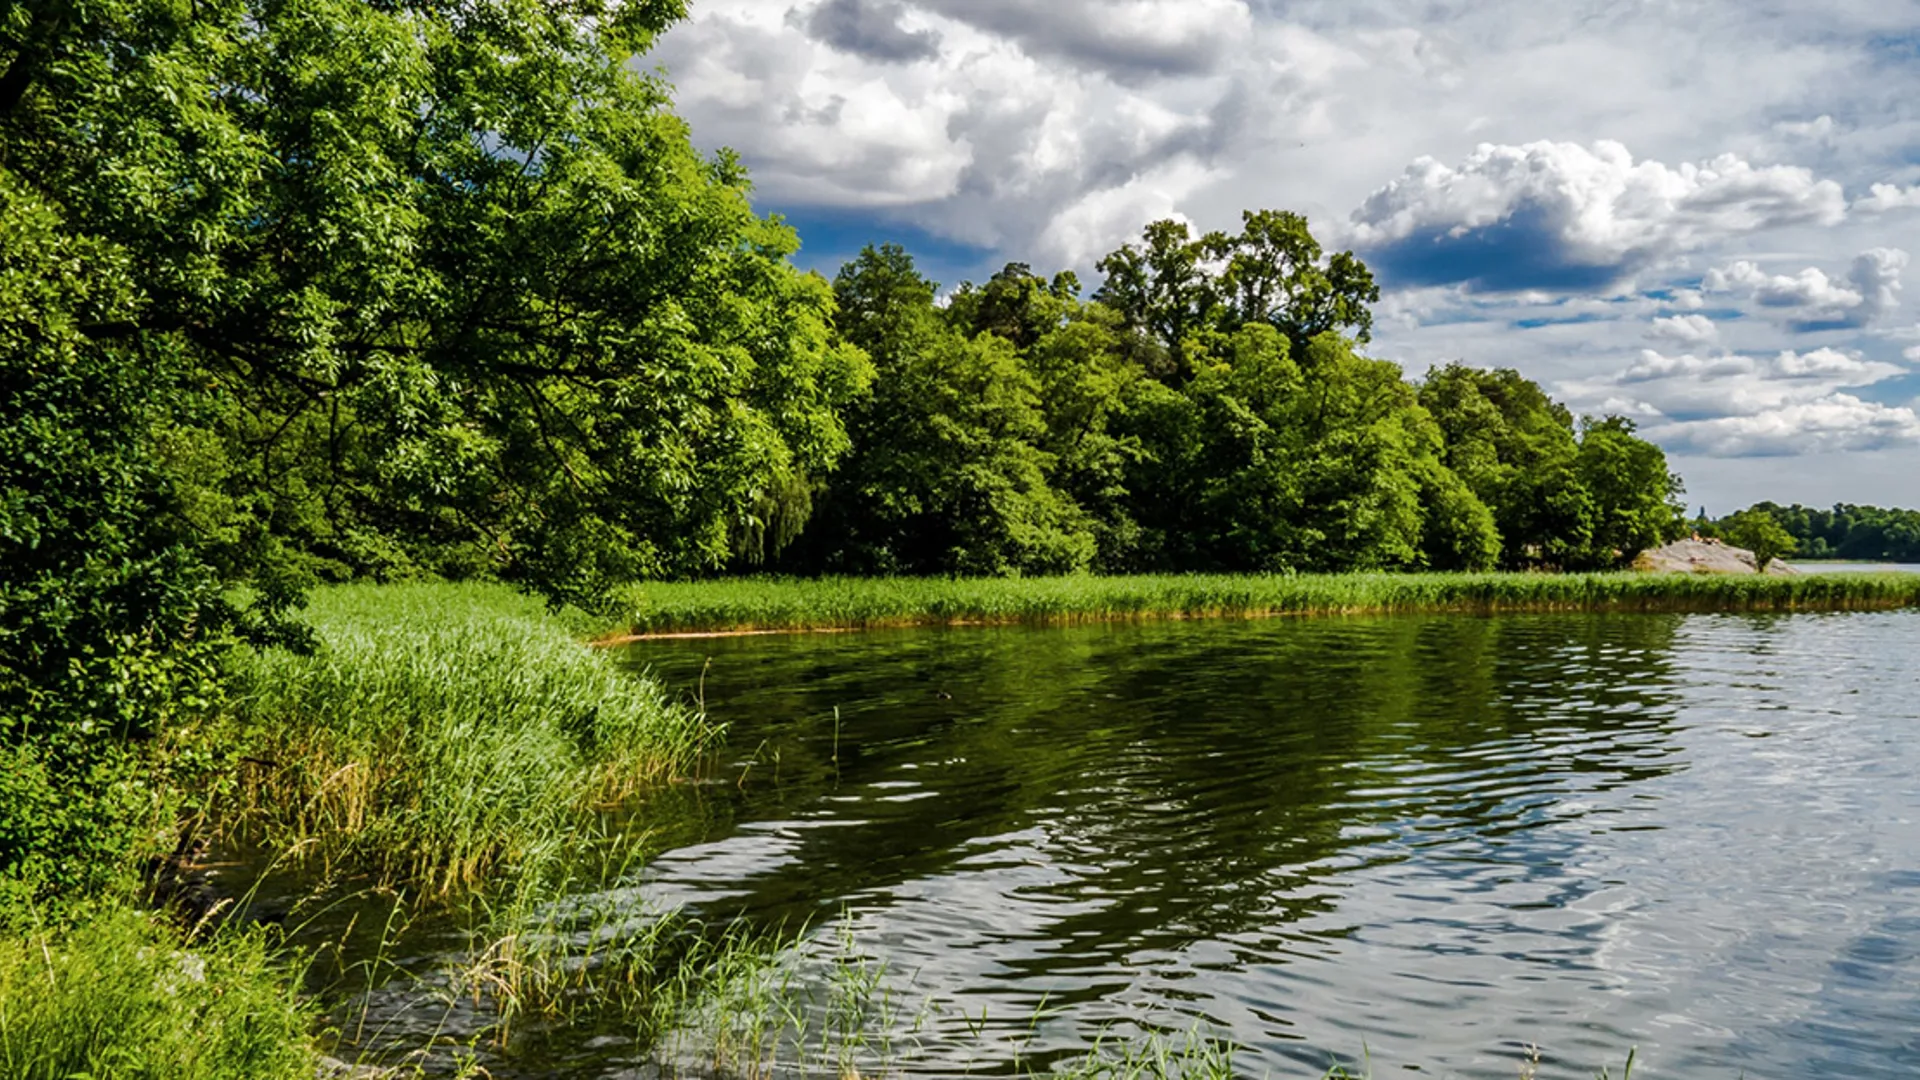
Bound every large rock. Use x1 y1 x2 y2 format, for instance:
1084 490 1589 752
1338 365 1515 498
1631 538 1797 575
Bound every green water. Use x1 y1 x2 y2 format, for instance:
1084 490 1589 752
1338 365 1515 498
615 611 1920 1078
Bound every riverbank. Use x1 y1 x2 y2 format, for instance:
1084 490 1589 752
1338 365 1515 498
606 570 1920 639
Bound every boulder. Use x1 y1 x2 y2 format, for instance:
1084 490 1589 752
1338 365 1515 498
1631 538 1765 574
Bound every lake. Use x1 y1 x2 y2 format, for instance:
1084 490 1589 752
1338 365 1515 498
620 611 1920 1078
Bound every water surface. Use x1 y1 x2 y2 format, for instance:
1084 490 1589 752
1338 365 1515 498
625 611 1920 1078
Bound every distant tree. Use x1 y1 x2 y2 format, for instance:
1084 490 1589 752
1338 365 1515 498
1094 211 1379 370
1204 209 1380 353
1718 508 1798 568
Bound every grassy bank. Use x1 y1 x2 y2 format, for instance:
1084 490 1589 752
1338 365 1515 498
0 906 314 1080
610 570 1920 637
228 582 716 893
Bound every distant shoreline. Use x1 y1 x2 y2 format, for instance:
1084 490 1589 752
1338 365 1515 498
602 570 1920 641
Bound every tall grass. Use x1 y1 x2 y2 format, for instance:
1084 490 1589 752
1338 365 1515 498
229 582 717 894
0 905 313 1080
610 571 1920 637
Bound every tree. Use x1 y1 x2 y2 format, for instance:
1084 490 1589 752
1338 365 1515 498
1205 209 1379 353
1718 508 1798 568
4 0 867 609
1574 417 1687 566
786 246 1094 576
1 0 867 903
1093 211 1379 372
1419 364 1595 568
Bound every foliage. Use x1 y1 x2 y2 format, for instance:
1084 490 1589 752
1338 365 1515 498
1 0 866 907
1419 366 1689 568
1713 507 1799 567
0 170 237 912
785 247 1093 576
1094 210 1380 365
1725 502 1920 562
4 0 868 607
0 904 313 1080
777 221 1672 578
1574 416 1688 566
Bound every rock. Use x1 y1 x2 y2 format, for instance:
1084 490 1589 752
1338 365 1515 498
1764 558 1801 576
1631 538 1764 574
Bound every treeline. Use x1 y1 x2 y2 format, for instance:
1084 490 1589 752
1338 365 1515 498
1714 503 1920 562
769 220 1684 577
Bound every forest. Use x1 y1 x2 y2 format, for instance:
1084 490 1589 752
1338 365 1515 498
1728 503 1920 562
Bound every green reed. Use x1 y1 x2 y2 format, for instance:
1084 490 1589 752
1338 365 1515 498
228 582 719 894
612 571 1920 636
0 904 314 1080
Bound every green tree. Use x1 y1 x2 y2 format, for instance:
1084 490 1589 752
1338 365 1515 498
1716 507 1799 567
1 0 867 904
1574 417 1687 566
788 246 1093 576
1419 364 1595 568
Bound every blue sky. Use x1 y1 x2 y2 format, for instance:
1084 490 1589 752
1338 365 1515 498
649 0 1920 512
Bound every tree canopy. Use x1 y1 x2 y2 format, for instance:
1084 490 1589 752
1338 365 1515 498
774 225 1681 579
2 0 868 905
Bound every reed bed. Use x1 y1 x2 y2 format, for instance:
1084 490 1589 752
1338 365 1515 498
229 582 717 894
611 570 1920 637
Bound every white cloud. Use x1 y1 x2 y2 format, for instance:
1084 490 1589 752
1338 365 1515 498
1035 161 1218 266
1703 248 1907 330
1773 115 1837 141
1648 314 1720 347
1852 183 1920 215
1344 141 1848 292
1563 347 1919 457
1664 398 1920 458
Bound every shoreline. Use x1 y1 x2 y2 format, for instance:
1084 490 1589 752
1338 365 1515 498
599 570 1920 642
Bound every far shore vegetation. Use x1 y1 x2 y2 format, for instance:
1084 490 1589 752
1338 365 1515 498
610 569 1920 637
2 0 1913 1076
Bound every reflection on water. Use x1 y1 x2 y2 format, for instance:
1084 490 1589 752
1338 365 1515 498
622 611 1920 1078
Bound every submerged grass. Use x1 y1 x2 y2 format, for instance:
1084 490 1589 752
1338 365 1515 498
228 582 718 894
610 570 1920 637
0 905 314 1080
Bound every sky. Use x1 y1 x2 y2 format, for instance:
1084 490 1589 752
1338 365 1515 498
646 0 1920 513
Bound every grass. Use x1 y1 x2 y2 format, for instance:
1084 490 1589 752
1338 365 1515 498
227 582 718 894
0 904 314 1080
608 570 1920 637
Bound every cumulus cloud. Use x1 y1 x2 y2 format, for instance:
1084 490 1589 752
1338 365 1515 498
796 0 940 63
1648 313 1720 347
1853 183 1920 214
1345 140 1848 292
1564 347 1920 456
1703 248 1907 330
650 0 1259 261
